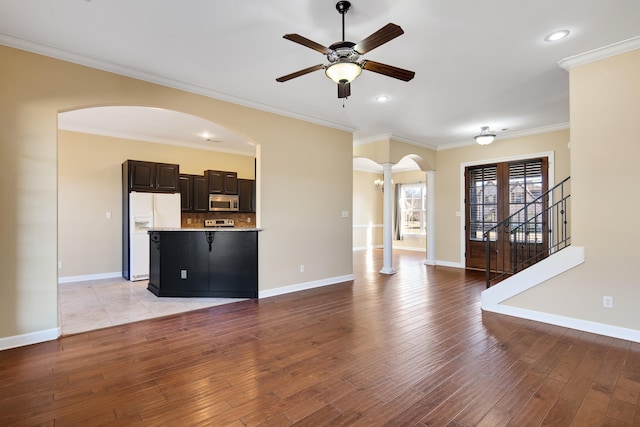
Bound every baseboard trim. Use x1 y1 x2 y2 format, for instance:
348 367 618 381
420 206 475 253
489 305 640 343
434 260 464 268
259 274 355 299
393 245 426 252
0 328 60 351
58 271 122 284
353 245 383 251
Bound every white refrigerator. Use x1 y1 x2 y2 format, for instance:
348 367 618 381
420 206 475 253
129 191 181 281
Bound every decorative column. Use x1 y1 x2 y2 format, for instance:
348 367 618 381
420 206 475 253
380 163 396 274
425 170 436 266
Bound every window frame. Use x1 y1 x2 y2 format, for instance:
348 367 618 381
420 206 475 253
399 182 427 237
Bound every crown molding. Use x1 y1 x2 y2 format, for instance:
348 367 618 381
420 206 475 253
0 33 358 134
438 122 570 151
558 36 640 71
353 133 438 151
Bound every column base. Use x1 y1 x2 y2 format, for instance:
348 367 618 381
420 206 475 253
379 267 397 275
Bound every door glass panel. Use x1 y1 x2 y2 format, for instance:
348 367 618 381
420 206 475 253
509 161 544 243
468 166 498 241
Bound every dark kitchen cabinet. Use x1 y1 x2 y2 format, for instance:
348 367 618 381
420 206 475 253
147 230 258 298
179 174 192 212
192 175 209 212
206 170 238 194
238 179 256 213
179 174 208 212
124 160 179 193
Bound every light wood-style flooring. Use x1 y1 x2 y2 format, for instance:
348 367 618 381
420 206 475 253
2 250 639 426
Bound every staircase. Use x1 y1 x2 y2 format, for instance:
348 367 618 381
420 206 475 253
485 176 571 288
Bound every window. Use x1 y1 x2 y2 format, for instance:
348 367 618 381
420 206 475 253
400 183 427 235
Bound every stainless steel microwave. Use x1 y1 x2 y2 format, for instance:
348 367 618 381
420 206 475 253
209 194 239 212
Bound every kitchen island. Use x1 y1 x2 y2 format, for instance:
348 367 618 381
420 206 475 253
147 228 259 298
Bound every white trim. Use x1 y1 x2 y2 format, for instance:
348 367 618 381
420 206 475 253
558 36 640 71
0 34 356 134
58 271 122 284
459 151 555 268
479 247 640 343
353 245 383 251
438 123 569 151
393 245 426 252
481 246 585 311
258 274 354 299
353 133 438 151
491 306 640 343
434 260 464 269
0 328 60 351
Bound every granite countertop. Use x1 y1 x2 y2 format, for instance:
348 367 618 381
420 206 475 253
149 228 261 232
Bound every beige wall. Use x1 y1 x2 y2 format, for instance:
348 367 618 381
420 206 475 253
504 49 640 330
0 45 353 341
58 130 255 278
435 129 571 265
352 170 384 250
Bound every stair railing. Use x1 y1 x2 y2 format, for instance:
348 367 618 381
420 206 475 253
485 176 570 288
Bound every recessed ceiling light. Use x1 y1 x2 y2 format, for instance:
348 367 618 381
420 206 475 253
376 95 390 102
545 30 570 42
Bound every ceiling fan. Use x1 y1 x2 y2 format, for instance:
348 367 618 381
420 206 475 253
276 1 415 99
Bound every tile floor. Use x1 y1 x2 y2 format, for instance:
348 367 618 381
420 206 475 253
58 277 243 335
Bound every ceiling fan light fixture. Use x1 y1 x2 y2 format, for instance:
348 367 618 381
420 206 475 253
325 61 362 84
474 126 496 145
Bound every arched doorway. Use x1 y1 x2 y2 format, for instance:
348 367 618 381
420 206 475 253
57 106 257 334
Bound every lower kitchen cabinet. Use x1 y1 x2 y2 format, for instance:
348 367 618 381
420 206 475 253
148 230 258 298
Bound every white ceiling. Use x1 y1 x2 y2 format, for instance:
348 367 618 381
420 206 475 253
2 0 640 156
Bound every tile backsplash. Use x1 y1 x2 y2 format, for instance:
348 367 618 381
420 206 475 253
181 212 256 229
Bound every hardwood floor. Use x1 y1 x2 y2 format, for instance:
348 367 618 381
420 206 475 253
1 250 639 426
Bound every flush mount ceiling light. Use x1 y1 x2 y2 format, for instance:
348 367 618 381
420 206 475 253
376 95 390 102
545 29 570 42
474 126 496 145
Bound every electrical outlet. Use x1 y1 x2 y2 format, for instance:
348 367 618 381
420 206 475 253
299 265 305 273
603 296 613 308
58 261 63 269
181 270 188 279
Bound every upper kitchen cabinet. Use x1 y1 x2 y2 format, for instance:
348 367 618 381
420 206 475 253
179 174 192 212
124 160 179 193
238 179 256 213
206 170 238 195
192 175 209 212
179 174 209 212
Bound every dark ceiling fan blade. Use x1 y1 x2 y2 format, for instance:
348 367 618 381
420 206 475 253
283 34 331 54
338 82 351 99
362 60 415 81
276 64 324 82
353 23 404 54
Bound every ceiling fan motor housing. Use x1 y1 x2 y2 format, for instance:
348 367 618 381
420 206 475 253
327 41 360 64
